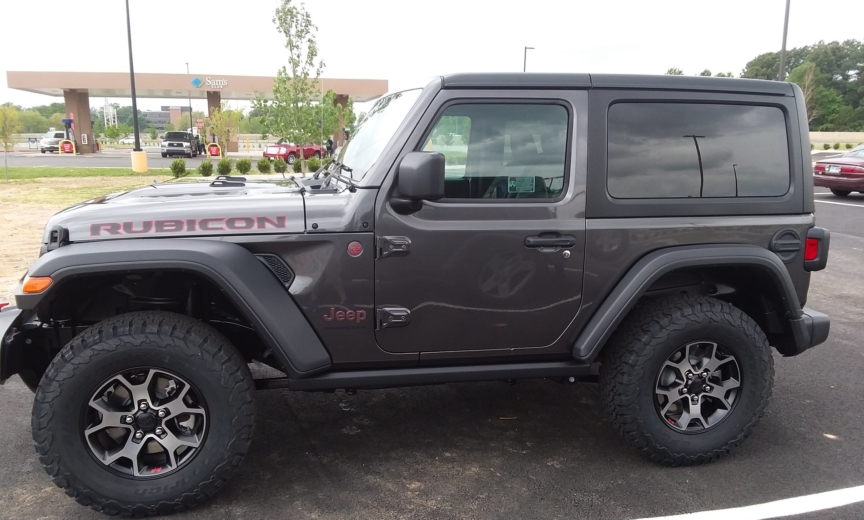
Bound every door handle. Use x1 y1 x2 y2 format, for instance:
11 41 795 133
525 235 577 248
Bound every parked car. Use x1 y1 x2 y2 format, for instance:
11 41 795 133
813 147 864 196
0 73 830 516
160 131 199 158
39 130 66 153
118 135 137 145
263 139 323 163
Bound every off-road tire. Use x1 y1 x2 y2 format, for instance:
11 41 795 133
32 311 255 516
599 295 774 466
830 189 851 197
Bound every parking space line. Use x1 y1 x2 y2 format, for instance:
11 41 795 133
815 200 864 208
632 484 864 520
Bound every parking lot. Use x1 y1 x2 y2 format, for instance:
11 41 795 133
0 187 861 519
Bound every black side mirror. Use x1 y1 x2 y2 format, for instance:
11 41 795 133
395 151 445 207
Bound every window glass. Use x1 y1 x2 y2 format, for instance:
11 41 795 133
423 104 568 200
607 103 790 198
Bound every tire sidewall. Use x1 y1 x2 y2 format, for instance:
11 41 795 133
634 320 770 454
40 342 242 505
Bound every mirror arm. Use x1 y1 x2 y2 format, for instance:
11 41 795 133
390 197 423 215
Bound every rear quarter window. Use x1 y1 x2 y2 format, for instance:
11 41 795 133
606 103 790 199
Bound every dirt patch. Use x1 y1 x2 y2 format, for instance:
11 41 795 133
0 177 167 302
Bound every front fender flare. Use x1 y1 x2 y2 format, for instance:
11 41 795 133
16 239 331 378
572 244 806 362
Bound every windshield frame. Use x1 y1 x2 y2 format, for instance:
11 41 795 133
327 88 424 186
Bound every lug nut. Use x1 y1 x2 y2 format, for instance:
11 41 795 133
686 373 694 380
701 372 709 379
679 388 686 395
124 415 134 424
155 427 164 435
157 409 167 418
705 385 713 392
139 402 148 411
134 431 143 440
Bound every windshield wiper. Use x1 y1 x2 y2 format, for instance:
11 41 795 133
322 161 379 192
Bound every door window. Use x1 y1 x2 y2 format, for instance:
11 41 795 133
422 103 569 200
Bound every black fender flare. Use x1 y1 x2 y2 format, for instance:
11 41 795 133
572 244 808 362
15 239 331 378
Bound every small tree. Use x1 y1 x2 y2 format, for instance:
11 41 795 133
0 105 21 181
665 68 684 75
236 158 252 174
273 157 288 174
104 124 122 141
148 126 158 140
164 122 175 132
698 69 712 76
307 156 321 171
217 158 233 175
293 156 303 173
198 159 214 177
207 102 241 157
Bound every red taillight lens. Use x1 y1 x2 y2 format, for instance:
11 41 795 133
814 164 825 171
804 238 819 261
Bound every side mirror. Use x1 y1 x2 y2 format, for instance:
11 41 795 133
397 151 445 199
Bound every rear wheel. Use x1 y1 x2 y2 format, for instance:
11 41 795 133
313 152 321 159
287 153 296 164
161 153 167 158
599 295 773 466
831 189 851 197
32 311 255 516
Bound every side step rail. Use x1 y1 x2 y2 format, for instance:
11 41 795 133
255 360 592 391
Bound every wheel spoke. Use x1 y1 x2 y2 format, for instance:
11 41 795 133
161 428 202 453
659 392 685 416
100 435 144 475
704 353 735 373
118 369 156 404
86 399 130 434
688 399 707 428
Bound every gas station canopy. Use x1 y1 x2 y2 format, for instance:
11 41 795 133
6 71 388 102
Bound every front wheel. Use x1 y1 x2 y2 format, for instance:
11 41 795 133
313 152 321 159
287 153 296 164
599 295 773 466
831 189 851 197
161 153 167 158
32 311 255 515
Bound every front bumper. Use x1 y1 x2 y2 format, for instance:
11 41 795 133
162 146 191 155
0 306 23 385
787 307 831 356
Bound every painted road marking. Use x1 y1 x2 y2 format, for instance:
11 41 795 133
815 200 864 208
633 484 864 520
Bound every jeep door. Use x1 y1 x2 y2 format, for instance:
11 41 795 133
374 89 588 357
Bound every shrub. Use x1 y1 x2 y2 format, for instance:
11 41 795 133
217 158 233 175
810 143 814 150
833 143 840 150
307 157 321 171
257 158 271 173
170 158 187 178
823 143 831 150
846 143 853 149
198 159 213 177
273 158 287 173
293 157 303 173
236 158 252 175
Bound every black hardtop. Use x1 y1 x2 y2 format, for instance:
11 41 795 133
441 73 793 96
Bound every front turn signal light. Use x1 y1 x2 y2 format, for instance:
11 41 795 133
22 276 53 294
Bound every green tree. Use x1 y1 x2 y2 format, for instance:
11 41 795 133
18 110 49 133
787 62 842 126
207 102 241 157
698 69 712 76
0 105 21 181
176 111 206 133
104 125 122 141
714 72 734 78
665 68 684 75
254 0 324 173
148 126 158 140
164 122 175 132
318 90 355 146
47 113 65 131
30 102 66 119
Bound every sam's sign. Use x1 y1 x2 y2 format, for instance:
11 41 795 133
192 77 228 89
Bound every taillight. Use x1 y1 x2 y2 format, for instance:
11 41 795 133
814 164 825 172
804 238 819 261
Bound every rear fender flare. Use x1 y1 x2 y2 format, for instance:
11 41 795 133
15 239 331 378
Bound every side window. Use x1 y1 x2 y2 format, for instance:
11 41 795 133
607 103 790 199
422 103 568 200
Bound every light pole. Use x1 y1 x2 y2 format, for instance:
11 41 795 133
732 163 739 197
523 46 534 72
778 0 791 81
684 135 706 197
185 63 195 142
125 0 146 172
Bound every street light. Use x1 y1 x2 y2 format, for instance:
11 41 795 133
124 0 146 172
684 135 706 197
778 0 791 81
185 63 194 140
523 46 534 72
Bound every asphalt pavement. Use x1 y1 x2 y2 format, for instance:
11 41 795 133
0 189 862 519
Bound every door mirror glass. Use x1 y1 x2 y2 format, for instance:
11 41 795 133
397 152 445 201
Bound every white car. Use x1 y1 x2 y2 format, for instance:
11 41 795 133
39 130 66 153
118 135 137 145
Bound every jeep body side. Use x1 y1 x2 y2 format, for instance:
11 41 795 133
0 74 829 515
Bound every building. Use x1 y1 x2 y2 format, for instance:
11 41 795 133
142 106 191 132
6 71 388 153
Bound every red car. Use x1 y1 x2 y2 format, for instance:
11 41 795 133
263 140 323 164
814 147 864 196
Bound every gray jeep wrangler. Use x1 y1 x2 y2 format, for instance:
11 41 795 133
0 73 830 516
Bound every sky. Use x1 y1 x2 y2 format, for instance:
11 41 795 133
0 0 861 114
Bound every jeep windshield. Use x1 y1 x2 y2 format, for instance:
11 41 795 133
163 132 192 141
331 88 422 183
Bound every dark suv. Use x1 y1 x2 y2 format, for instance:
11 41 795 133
160 131 199 158
0 73 830 516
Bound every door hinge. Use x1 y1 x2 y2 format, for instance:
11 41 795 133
377 236 411 258
377 306 411 328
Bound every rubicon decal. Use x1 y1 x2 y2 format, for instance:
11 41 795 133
90 216 288 236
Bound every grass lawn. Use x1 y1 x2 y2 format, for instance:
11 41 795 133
0 167 169 180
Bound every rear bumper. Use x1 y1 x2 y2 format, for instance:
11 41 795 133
787 307 831 356
813 175 864 191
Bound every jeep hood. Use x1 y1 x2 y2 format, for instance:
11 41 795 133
42 178 307 245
